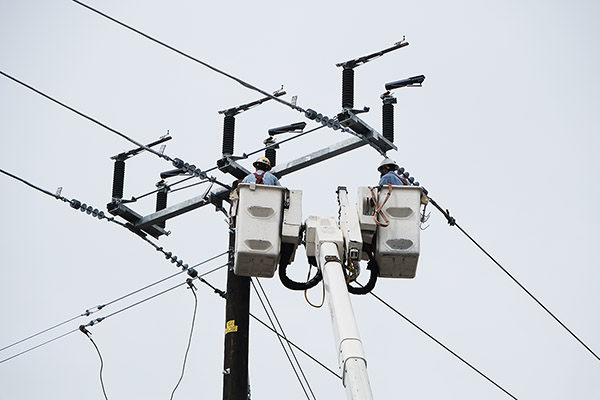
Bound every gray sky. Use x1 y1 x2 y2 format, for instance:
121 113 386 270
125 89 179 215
1 0 599 399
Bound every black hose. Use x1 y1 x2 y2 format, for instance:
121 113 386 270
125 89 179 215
278 243 323 291
347 245 379 295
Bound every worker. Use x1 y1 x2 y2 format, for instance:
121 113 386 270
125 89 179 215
378 158 408 186
242 156 281 186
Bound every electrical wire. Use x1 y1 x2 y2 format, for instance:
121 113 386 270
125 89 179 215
198 278 342 380
367 289 518 400
0 71 170 162
71 0 301 114
71 0 361 144
0 328 80 365
80 327 109 400
169 280 199 400
427 196 600 363
0 262 227 365
251 278 316 400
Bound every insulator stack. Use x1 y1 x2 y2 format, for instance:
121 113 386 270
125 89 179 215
156 184 168 229
342 68 355 110
222 115 235 156
112 159 125 199
265 147 276 168
382 101 394 143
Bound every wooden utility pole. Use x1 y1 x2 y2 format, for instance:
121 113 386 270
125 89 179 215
222 223 250 400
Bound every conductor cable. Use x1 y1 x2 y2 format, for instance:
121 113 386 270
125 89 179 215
427 196 600 363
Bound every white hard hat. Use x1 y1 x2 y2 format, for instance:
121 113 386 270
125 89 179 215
378 158 399 172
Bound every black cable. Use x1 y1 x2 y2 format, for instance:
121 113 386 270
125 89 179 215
71 0 301 114
0 71 170 162
80 326 109 400
71 0 358 143
367 289 518 400
198 278 342 380
169 280 198 400
427 196 600 363
251 279 315 400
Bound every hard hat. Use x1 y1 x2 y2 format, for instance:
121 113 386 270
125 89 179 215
253 156 272 171
378 157 399 172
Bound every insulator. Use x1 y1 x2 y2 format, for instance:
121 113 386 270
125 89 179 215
86 206 93 215
265 147 276 168
321 116 329 126
97 211 105 219
403 171 410 178
342 68 354 109
172 158 184 168
222 114 235 156
315 113 323 123
70 199 81 209
171 255 178 263
112 159 125 199
92 208 99 217
398 167 405 174
165 251 172 259
414 181 420 186
187 268 198 278
382 102 394 143
408 176 415 183
156 186 168 229
176 260 183 267
305 109 317 120
80 203 87 212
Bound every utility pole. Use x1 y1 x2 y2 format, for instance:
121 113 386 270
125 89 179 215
222 218 251 400
220 106 250 400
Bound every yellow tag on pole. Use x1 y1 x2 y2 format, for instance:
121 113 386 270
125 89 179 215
225 320 238 334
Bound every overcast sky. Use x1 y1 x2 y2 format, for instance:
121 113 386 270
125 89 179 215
1 1 599 399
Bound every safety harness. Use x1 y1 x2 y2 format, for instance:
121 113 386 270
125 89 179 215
391 171 408 185
253 171 266 184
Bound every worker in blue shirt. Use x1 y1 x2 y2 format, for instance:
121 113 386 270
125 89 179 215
378 158 408 186
242 156 281 186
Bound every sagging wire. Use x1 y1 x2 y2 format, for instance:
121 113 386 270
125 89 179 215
251 278 316 400
366 288 518 400
79 325 109 400
169 279 198 400
199 278 342 381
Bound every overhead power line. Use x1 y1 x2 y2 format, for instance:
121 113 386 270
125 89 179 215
367 289 518 400
251 278 316 400
427 196 600 363
198 277 342 381
0 264 227 365
71 0 360 143
0 70 169 162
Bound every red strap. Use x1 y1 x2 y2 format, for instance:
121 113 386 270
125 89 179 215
393 172 408 185
254 172 265 184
